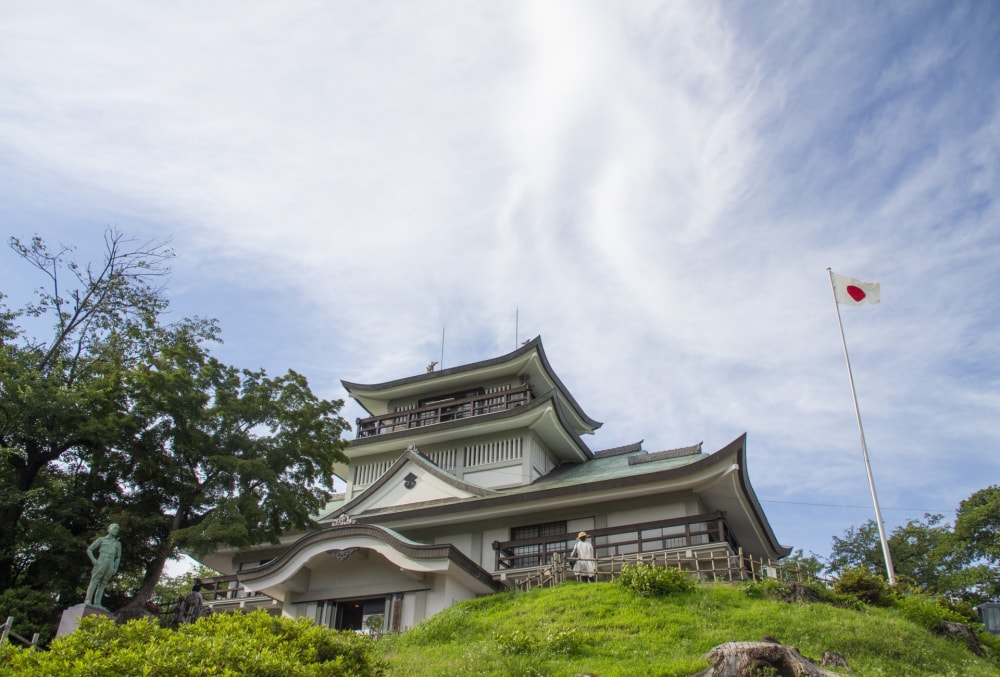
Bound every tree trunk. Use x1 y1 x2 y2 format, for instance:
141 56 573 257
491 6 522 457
115 510 185 621
691 641 843 677
115 550 170 621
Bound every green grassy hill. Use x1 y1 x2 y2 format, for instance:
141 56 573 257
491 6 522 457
379 581 999 677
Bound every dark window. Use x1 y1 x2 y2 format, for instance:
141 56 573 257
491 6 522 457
509 521 568 568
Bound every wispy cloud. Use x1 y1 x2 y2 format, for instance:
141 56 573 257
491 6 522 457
1 0 997 558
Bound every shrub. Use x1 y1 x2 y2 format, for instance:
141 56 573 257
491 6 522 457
0 586 62 648
494 627 582 656
834 567 895 607
896 594 967 631
742 579 789 600
618 562 695 597
0 610 385 677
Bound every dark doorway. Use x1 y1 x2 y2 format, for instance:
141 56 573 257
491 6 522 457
336 597 386 632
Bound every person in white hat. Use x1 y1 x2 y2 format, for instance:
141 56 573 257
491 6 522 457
569 531 596 582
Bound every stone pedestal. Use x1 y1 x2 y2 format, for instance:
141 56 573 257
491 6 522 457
56 603 114 637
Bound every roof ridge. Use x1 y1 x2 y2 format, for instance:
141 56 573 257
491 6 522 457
592 440 644 458
628 442 703 466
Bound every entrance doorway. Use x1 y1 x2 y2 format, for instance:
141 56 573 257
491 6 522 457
336 597 386 632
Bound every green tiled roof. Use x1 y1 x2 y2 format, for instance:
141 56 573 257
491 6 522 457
520 443 706 493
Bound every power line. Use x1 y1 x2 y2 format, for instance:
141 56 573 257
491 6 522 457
760 499 950 513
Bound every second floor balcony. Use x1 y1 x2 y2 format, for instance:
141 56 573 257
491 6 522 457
355 385 533 438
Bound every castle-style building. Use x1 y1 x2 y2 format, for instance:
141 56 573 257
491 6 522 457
199 337 789 631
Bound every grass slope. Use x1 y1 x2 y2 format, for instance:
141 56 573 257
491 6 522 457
379 582 999 677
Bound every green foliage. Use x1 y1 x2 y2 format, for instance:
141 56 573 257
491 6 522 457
0 610 384 677
834 567 895 607
1 231 351 628
617 562 696 597
0 587 61 647
741 578 838 606
826 504 1000 604
895 594 967 631
778 549 824 579
381 581 1000 676
494 627 582 656
955 486 1000 565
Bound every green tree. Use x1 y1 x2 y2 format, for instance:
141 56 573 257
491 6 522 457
1 230 171 594
1 230 349 626
954 485 1000 565
826 494 1000 603
826 519 885 578
953 485 1000 602
112 322 349 617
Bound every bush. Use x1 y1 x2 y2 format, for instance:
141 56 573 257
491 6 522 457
494 627 582 656
896 594 967 631
0 610 385 676
834 567 895 607
617 562 695 597
0 587 61 648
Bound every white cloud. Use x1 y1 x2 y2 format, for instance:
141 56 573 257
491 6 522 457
1 0 997 559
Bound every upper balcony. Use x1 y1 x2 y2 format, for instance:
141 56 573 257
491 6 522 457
355 385 533 439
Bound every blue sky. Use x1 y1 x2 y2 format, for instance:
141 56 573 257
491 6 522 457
1 1 998 565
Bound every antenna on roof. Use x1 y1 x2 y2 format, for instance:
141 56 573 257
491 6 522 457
515 307 518 349
440 325 445 369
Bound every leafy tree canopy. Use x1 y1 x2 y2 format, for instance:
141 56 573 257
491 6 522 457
825 492 1000 604
0 229 349 628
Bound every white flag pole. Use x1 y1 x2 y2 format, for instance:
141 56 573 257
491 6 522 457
827 268 897 585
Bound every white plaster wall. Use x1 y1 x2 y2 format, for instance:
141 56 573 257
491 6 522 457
605 500 691 528
423 573 478 619
358 463 476 509
567 517 595 534
399 590 426 631
436 531 472 557
463 463 521 489
292 551 427 602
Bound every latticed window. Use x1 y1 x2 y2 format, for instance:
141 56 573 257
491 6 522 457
509 521 567 568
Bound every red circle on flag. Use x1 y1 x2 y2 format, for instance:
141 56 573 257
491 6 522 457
846 285 866 302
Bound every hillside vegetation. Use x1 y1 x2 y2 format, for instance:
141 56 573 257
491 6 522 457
380 579 1000 677
2 575 997 676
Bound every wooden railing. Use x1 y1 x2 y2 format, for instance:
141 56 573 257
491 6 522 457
492 512 738 571
0 616 39 649
196 574 267 603
355 385 533 438
509 548 812 592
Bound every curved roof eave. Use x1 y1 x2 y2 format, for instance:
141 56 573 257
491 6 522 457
341 336 602 432
729 434 793 558
238 523 503 593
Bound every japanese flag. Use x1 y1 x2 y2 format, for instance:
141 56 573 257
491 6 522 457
831 272 880 305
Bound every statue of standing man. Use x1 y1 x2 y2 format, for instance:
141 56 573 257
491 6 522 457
85 523 122 609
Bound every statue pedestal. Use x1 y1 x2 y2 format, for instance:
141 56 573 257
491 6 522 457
56 603 114 637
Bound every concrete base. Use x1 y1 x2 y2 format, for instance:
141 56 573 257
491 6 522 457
56 603 114 637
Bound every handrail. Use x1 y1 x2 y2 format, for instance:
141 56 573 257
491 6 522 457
492 512 738 571
195 574 266 602
0 616 39 650
355 385 533 438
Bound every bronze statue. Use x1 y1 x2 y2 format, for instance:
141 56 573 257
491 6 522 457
85 523 122 608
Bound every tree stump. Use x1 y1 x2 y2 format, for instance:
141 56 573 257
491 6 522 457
691 641 843 677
